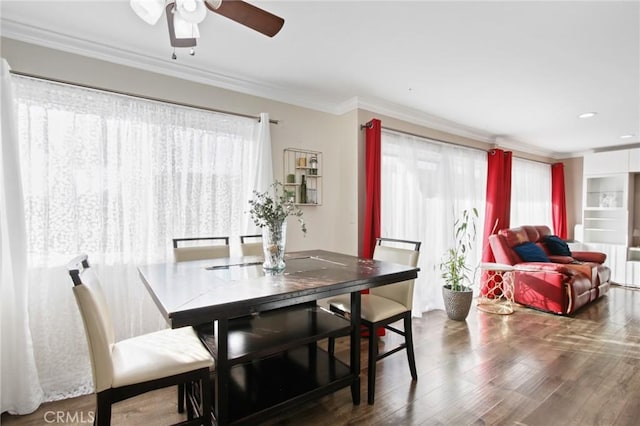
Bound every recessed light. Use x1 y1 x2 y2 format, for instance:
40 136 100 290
621 134 635 139
578 112 597 119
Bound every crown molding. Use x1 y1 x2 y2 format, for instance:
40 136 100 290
347 96 562 159
492 136 564 160
345 95 496 144
1 18 560 160
0 19 337 113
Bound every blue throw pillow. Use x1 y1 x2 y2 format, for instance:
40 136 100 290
544 235 572 257
513 242 550 262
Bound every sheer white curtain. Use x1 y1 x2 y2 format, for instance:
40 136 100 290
1 61 44 414
381 130 487 313
11 75 265 402
242 112 274 236
254 112 274 193
511 157 552 228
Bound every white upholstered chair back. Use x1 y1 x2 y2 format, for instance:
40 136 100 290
370 242 421 310
173 237 230 262
240 243 263 257
69 256 115 392
239 234 263 257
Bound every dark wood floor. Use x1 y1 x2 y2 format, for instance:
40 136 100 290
4 284 640 425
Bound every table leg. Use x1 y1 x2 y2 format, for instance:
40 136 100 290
350 291 361 405
215 318 229 425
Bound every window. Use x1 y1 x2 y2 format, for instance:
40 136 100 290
381 130 487 313
510 157 552 228
15 76 262 266
13 75 264 400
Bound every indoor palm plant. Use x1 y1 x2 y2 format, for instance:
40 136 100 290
248 181 306 270
440 208 478 320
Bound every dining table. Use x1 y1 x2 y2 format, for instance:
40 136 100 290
138 249 419 425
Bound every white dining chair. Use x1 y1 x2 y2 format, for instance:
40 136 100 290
172 236 230 262
239 234 263 257
172 236 230 413
325 237 421 405
67 254 214 425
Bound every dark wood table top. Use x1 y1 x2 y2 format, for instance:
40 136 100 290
138 249 419 328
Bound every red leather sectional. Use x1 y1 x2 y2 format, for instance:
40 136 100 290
488 225 611 315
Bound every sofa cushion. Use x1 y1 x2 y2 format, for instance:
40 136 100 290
501 227 531 248
513 242 550 262
565 262 598 288
544 235 572 256
571 251 607 264
522 226 542 243
547 255 574 264
534 226 553 240
488 234 522 265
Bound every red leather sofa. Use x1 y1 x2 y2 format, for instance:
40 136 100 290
488 225 611 315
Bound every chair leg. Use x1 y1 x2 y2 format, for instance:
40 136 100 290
186 382 195 420
178 384 185 413
367 323 378 405
95 390 112 426
404 313 417 380
200 370 212 425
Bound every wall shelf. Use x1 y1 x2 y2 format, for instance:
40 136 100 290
283 148 322 206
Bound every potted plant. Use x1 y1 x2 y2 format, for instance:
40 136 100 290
248 181 306 271
440 208 478 321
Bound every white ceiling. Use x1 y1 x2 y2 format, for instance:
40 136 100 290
1 0 639 157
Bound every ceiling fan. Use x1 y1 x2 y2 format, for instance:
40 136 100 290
130 0 285 58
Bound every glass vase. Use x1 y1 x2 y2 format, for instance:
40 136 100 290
262 221 287 271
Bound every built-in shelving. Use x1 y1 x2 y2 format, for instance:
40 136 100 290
581 150 640 285
582 174 630 245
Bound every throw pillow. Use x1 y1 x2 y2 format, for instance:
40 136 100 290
544 235 572 257
513 241 550 262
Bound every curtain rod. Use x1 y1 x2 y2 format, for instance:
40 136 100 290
361 121 485 153
9 70 279 124
361 121 555 164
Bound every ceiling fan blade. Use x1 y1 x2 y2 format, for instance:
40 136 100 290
205 0 284 37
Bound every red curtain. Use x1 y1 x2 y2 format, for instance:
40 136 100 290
362 119 385 336
480 149 512 296
481 149 512 263
551 162 568 239
362 118 382 259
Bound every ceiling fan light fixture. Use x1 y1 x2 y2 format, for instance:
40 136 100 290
166 2 197 47
204 0 222 10
130 0 165 25
176 0 207 24
174 14 201 39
